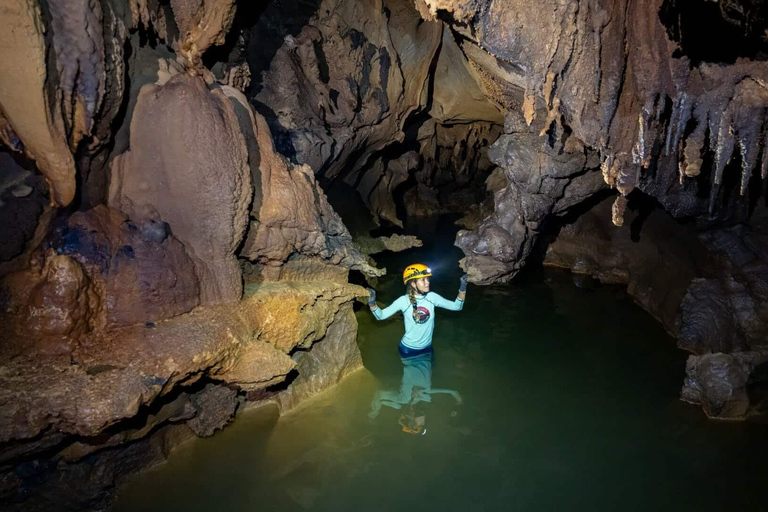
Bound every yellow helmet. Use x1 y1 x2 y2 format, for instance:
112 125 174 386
403 263 432 284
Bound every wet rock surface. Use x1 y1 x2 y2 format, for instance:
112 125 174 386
681 350 768 420
0 281 367 511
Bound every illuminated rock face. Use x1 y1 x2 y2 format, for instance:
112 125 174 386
0 280 366 509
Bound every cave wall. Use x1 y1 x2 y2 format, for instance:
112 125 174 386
418 0 768 282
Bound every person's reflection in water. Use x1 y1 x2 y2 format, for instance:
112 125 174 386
368 350 461 435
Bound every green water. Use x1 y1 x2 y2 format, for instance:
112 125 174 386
114 217 768 512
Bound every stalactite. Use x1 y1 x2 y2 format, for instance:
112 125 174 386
616 157 639 196
665 93 682 155
672 93 692 159
738 132 760 196
708 107 722 153
601 153 619 187
762 127 768 180
714 108 735 186
681 107 707 182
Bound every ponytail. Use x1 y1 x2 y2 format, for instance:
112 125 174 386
407 284 419 322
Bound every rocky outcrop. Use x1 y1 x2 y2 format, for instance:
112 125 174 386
356 234 423 255
681 350 768 420
679 223 768 355
249 0 443 178
239 99 383 279
457 111 606 284
0 280 367 510
0 205 200 357
542 194 768 419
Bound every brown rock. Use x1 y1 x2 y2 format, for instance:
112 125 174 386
0 280 364 447
171 0 237 67
109 73 252 305
276 306 363 412
681 351 768 420
63 205 201 328
186 383 240 437
1 249 95 357
240 109 383 278
0 0 76 206
543 194 710 337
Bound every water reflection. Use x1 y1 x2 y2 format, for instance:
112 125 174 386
368 351 462 435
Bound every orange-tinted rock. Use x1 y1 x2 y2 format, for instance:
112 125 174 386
0 249 93 357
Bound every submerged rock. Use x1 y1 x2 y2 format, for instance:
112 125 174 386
682 351 768 420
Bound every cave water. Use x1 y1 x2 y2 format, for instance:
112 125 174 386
113 216 768 512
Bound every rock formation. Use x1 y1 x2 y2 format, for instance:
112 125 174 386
1 0 768 508
423 0 768 282
543 194 768 419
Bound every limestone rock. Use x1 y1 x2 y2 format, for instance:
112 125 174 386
0 0 76 205
679 224 768 354
432 0 768 278
0 281 364 453
276 306 363 412
356 234 423 255
681 351 768 420
186 383 240 437
171 0 237 67
240 108 383 278
62 205 201 329
109 73 252 305
1 205 200 356
457 131 604 283
250 0 443 178
543 194 709 336
0 249 95 357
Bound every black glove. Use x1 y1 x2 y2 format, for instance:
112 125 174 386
459 274 468 293
366 287 377 307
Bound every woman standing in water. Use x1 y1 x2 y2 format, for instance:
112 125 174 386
366 263 468 358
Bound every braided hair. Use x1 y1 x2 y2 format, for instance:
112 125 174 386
407 281 429 322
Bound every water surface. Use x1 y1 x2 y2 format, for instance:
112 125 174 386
114 217 768 512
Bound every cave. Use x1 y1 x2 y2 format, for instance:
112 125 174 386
1 0 768 511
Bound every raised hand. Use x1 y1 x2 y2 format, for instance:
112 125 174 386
366 287 377 307
459 274 468 293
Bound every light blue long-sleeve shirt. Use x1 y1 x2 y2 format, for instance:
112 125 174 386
371 292 464 349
